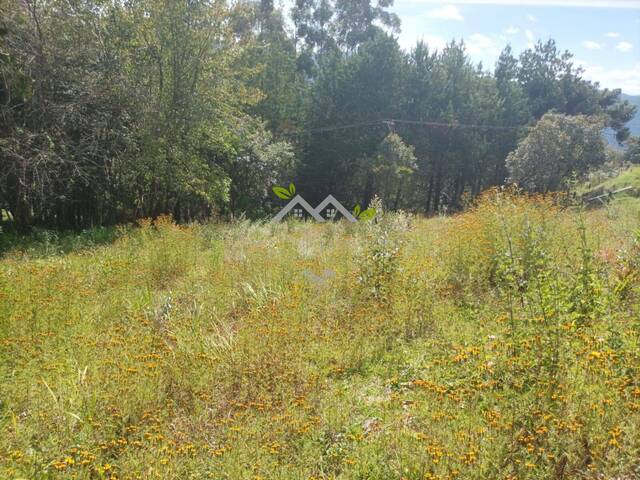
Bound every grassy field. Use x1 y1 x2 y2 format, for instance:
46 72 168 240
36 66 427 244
1 191 640 479
589 165 640 194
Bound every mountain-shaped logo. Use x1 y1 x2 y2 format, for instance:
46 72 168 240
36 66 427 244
271 184 375 223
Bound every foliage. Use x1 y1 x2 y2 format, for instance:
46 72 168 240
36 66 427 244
0 0 292 229
0 0 637 228
625 136 640 164
221 120 295 216
507 113 607 192
367 132 417 210
291 0 399 57
298 30 406 205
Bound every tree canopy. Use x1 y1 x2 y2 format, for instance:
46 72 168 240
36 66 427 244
506 113 607 193
0 0 636 230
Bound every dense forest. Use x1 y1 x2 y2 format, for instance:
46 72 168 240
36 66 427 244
0 0 637 230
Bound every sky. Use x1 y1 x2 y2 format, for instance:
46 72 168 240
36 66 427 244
389 0 640 94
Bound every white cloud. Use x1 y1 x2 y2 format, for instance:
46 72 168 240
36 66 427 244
466 33 503 56
616 41 634 52
605 32 621 37
583 40 603 50
425 4 464 20
504 26 519 35
581 61 640 94
527 14 537 22
408 0 640 7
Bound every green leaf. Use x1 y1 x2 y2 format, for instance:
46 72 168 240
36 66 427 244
353 204 361 217
288 183 296 195
273 186 292 200
359 208 376 220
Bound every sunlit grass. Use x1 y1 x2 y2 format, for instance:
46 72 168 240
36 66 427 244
1 195 640 479
592 165 640 193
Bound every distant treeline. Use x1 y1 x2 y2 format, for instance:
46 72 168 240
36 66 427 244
0 0 636 230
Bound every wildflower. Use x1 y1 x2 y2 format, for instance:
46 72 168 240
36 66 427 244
608 426 622 447
10 450 23 460
460 448 478 465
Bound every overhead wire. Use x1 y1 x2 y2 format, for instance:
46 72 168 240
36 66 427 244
280 118 637 140
281 118 533 137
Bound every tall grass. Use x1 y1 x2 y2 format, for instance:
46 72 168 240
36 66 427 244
1 193 639 479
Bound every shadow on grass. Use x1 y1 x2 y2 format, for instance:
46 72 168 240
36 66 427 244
0 221 123 258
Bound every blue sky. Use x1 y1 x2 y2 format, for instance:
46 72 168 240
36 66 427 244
390 0 640 94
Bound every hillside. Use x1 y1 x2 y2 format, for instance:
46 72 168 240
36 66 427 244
2 194 640 479
590 164 640 193
583 165 640 211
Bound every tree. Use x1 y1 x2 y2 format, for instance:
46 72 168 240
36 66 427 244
517 40 635 142
333 0 400 51
291 0 336 54
218 118 295 217
298 31 406 205
0 0 289 229
2 0 637 227
0 0 135 229
492 46 532 184
239 1 309 134
625 136 640 164
506 113 607 192
400 40 507 213
367 133 417 210
110 0 254 221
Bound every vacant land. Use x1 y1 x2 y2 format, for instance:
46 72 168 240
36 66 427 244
1 191 640 479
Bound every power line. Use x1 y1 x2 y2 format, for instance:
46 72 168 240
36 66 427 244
281 118 638 139
282 118 533 137
387 119 533 131
282 120 386 136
